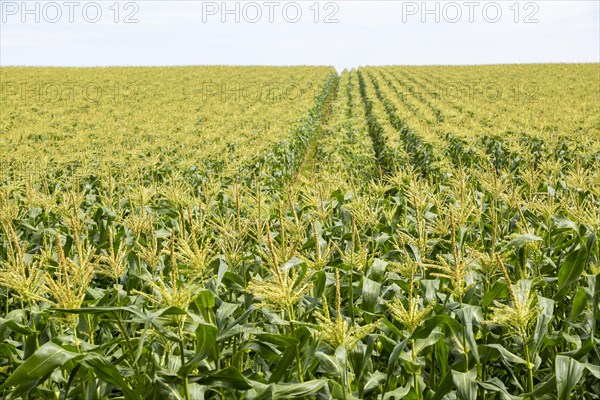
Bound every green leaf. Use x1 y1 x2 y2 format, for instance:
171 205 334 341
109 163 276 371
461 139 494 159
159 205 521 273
382 316 403 337
552 215 579 232
421 279 440 303
435 336 449 377
271 379 328 399
196 290 215 309
215 256 228 288
196 321 218 359
386 339 406 382
503 234 542 251
478 378 522 400
361 276 381 322
555 243 588 300
81 353 141 400
268 345 296 383
383 383 411 399
134 307 189 363
178 322 218 377
413 328 443 355
256 333 299 348
584 362 600 379
313 270 327 299
555 355 585 400
364 371 386 396
255 378 328 400
484 344 527 365
189 367 252 390
216 302 239 327
451 368 477 400
569 287 587 321
0 342 84 397
398 351 422 374
432 367 455 400
315 352 341 378
335 344 349 390
240 340 280 363
352 334 376 383
481 280 508 308
533 296 554 355
0 316 34 336
457 306 481 363
147 376 185 400
188 383 206 400
281 256 305 272
409 315 462 341
369 258 387 282
523 375 556 397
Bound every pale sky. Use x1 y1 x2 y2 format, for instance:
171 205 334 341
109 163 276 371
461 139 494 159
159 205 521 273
1 1 599 70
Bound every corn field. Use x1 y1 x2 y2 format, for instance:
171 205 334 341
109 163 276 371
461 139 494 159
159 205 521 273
0 64 599 399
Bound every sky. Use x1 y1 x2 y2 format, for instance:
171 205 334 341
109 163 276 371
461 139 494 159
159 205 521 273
1 0 599 70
